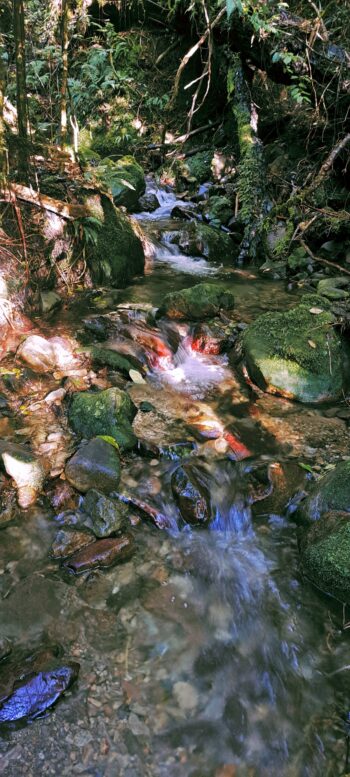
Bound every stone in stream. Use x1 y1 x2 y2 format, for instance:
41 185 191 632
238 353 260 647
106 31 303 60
93 155 145 211
138 192 160 212
83 489 128 537
0 638 12 661
16 335 55 373
242 299 345 403
50 527 95 559
191 318 238 355
0 646 79 726
69 387 137 450
90 342 146 376
63 534 134 573
173 221 235 262
40 290 62 314
0 441 45 508
171 464 211 525
298 460 350 523
300 511 350 603
157 283 235 321
65 437 121 493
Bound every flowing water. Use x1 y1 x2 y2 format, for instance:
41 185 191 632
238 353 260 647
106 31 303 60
1 190 350 777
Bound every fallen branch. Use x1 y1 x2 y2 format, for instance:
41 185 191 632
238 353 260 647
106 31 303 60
170 6 226 105
302 132 350 200
299 239 350 277
0 182 88 220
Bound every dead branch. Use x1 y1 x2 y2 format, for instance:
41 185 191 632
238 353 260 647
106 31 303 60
170 6 225 105
0 182 88 220
299 239 350 277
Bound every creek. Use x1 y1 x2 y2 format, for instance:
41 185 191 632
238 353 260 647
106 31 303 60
0 186 349 777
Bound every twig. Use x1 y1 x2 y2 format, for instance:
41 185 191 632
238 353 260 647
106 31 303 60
170 7 225 105
299 239 350 277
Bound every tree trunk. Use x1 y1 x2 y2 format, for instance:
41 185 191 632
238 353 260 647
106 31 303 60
0 35 7 183
60 0 69 148
13 0 29 179
227 54 266 263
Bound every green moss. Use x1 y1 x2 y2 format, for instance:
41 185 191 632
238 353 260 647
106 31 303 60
93 156 145 211
85 194 144 287
157 283 235 320
243 301 344 402
174 221 235 262
202 196 232 226
69 387 137 450
300 512 350 602
299 461 350 522
90 345 143 375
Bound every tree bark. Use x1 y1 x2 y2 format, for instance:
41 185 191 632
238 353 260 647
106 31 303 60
227 54 266 262
0 36 7 183
13 0 29 179
60 0 69 148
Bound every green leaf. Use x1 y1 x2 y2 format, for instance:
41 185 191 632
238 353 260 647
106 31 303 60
97 435 120 451
298 462 314 474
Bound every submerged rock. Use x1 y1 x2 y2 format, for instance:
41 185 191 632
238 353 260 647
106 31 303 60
83 489 128 537
298 461 350 523
0 646 79 726
65 437 121 493
69 387 137 450
157 283 235 321
242 301 345 403
300 511 350 603
63 534 134 573
171 464 211 525
40 290 62 314
50 527 95 559
0 442 45 508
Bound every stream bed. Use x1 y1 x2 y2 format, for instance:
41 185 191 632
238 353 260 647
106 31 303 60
0 195 350 777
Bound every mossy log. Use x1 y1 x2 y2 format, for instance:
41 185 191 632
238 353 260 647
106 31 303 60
227 54 266 262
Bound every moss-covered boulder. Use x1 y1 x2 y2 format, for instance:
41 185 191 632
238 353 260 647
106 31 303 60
202 196 232 227
171 221 235 262
300 512 350 602
69 388 137 450
156 283 235 321
184 151 213 184
298 461 350 523
85 194 144 287
93 156 145 211
242 300 345 403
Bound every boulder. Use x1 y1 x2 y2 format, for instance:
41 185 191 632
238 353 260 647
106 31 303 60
138 192 160 212
157 283 235 321
172 221 234 262
65 437 121 493
298 461 350 523
40 291 62 314
242 300 345 403
83 489 128 537
0 441 45 508
94 156 145 211
202 195 232 226
85 193 145 287
63 534 134 573
171 464 211 525
68 387 137 450
191 318 238 354
300 511 350 602
16 335 55 373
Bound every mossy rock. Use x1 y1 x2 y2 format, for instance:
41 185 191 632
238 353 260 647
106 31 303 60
242 300 345 403
174 221 235 262
298 461 350 523
93 156 145 212
69 388 137 450
202 196 232 227
90 346 140 376
157 283 235 321
85 194 144 287
300 512 350 603
185 151 213 184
